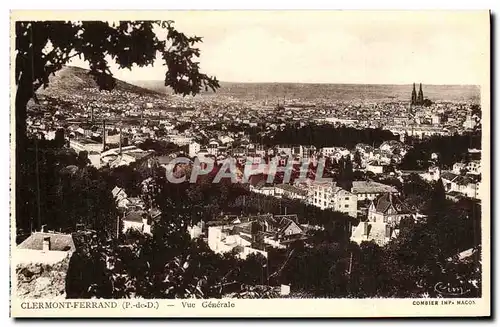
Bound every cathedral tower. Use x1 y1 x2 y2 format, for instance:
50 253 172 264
417 83 424 105
411 83 417 105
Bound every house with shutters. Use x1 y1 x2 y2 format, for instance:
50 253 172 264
351 193 413 246
350 221 399 247
207 214 307 258
367 193 412 226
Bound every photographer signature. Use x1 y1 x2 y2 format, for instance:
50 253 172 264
434 281 471 296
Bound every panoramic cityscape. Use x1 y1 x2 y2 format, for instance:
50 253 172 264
13 13 484 305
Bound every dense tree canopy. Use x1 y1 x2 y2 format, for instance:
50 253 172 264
400 131 481 170
257 123 398 149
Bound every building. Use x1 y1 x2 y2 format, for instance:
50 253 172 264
274 184 308 201
188 141 201 158
207 140 220 156
100 145 154 168
441 171 480 199
350 220 398 247
112 186 127 202
187 221 205 239
308 182 357 217
69 138 102 153
365 160 386 175
249 182 275 197
351 181 399 201
122 208 161 235
122 210 152 235
411 83 417 106
16 231 76 265
168 134 193 146
367 193 412 226
420 166 441 182
351 193 412 246
467 160 481 175
208 214 307 258
463 114 477 130
207 223 267 260
411 83 425 106
453 162 467 174
431 114 441 125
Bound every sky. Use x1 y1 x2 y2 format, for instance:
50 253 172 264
69 11 489 85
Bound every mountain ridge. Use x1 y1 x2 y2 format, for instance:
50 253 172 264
130 80 481 103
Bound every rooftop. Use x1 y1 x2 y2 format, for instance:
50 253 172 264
18 232 76 252
351 181 398 194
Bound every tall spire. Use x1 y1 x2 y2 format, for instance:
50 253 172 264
417 83 424 105
411 83 417 105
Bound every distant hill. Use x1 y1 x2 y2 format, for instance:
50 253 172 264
38 66 162 98
132 80 480 103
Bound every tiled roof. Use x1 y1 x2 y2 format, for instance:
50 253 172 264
18 232 75 252
232 222 254 235
156 155 175 165
441 171 459 182
112 186 125 198
352 181 398 194
124 210 147 223
275 184 308 196
373 193 411 214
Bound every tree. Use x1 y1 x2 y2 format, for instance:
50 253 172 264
15 21 219 142
353 150 362 168
338 156 353 191
429 178 446 214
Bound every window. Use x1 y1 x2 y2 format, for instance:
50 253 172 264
345 197 349 200
345 204 349 208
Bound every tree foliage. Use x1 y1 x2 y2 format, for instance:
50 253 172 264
256 123 398 149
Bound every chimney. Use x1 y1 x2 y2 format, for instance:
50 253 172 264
42 236 51 252
40 224 47 233
102 119 106 151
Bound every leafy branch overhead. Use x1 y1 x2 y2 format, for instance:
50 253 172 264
15 20 220 102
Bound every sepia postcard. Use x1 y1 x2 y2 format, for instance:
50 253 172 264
10 10 490 318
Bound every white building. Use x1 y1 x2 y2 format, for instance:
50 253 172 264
122 211 152 235
420 166 441 182
351 181 399 201
467 160 481 175
207 140 220 156
188 141 201 158
207 225 267 260
365 161 385 175
308 182 357 217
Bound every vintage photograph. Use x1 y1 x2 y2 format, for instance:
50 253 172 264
10 10 490 316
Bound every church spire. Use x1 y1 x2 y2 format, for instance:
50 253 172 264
417 83 424 105
411 83 417 105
